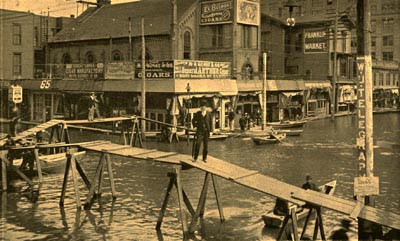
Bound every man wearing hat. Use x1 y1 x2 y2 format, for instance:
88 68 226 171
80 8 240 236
88 92 101 121
302 175 320 191
192 100 212 162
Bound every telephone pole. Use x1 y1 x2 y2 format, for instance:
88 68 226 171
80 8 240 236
331 0 339 120
356 0 376 239
141 17 146 137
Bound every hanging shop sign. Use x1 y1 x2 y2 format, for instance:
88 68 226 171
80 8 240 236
237 0 260 26
65 63 105 79
174 60 230 79
135 61 174 79
105 62 135 80
8 85 23 104
200 0 233 25
304 29 328 53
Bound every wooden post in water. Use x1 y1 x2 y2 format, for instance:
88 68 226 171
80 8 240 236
1 151 7 191
356 0 376 239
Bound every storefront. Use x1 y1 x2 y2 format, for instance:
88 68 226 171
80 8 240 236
304 81 331 118
373 87 399 109
337 84 357 112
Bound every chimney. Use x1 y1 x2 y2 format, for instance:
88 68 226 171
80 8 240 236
97 0 111 6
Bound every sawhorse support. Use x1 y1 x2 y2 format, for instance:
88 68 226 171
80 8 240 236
277 206 300 241
83 152 116 210
189 172 225 234
59 149 87 209
130 118 143 148
299 206 326 241
156 166 193 238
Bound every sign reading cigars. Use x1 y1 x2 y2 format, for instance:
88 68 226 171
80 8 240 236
174 60 230 79
135 60 174 79
65 63 104 79
304 29 328 53
200 0 233 25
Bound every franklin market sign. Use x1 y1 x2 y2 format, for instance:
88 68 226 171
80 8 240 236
174 60 230 79
65 63 104 79
304 29 328 53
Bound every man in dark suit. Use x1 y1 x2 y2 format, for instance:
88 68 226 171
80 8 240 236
192 100 212 162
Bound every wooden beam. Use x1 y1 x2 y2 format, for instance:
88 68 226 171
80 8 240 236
69 152 81 209
212 174 225 222
189 172 210 233
60 157 71 207
156 174 175 230
105 154 117 199
290 206 300 241
174 166 189 237
84 154 106 209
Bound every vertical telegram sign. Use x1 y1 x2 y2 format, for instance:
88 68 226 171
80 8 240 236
354 57 379 196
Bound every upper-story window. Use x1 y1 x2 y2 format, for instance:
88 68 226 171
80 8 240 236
62 53 72 64
242 25 257 49
382 52 393 61
13 53 22 76
212 25 224 48
183 31 191 60
383 18 393 32
371 36 376 47
371 20 376 33
13 23 21 45
85 51 96 63
312 0 323 8
112 50 123 61
138 48 152 60
383 35 393 46
295 33 302 52
33 27 39 47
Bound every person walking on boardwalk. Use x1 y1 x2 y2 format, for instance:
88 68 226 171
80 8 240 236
88 92 101 121
239 114 246 132
192 100 212 162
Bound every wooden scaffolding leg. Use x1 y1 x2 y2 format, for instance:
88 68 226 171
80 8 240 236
277 215 290 241
300 208 314 240
316 207 326 240
175 166 189 238
156 173 176 230
189 172 211 233
97 156 105 197
69 152 81 209
1 151 7 191
105 153 117 199
290 206 300 241
75 161 92 190
60 156 71 207
211 174 225 222
84 154 106 209
313 210 320 240
34 149 43 185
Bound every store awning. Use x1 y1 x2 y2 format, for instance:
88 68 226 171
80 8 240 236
304 81 331 89
267 79 305 91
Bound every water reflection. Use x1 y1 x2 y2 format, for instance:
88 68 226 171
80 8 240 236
0 113 399 240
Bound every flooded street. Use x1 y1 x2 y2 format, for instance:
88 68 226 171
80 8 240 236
1 113 399 240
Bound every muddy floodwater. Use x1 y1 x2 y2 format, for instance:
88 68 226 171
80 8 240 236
1 113 399 240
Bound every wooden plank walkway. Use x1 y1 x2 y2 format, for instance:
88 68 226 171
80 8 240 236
0 119 63 146
64 116 136 124
79 142 400 230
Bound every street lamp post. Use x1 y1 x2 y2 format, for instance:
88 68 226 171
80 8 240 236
186 83 191 144
284 0 300 27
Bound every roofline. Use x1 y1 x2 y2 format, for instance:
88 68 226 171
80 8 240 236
49 33 171 44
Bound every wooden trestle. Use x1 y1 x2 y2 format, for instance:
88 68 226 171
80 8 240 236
1 118 400 239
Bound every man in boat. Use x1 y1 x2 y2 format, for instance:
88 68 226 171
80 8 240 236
192 100 212 162
302 175 321 192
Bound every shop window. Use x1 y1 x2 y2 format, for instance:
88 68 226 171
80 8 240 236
13 23 21 45
13 53 22 76
183 31 191 59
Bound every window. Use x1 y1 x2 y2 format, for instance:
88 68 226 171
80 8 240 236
312 0 323 7
62 53 72 64
382 52 393 61
383 35 393 46
242 25 256 49
295 33 302 52
371 52 376 60
371 36 376 47
13 53 22 75
371 20 376 33
183 31 191 59
341 31 347 52
278 8 283 17
34 27 39 47
85 51 95 63
386 73 390 86
383 18 393 32
285 32 291 53
212 25 224 48
373 72 377 86
112 50 123 61
339 58 347 77
379 73 384 85
13 24 21 45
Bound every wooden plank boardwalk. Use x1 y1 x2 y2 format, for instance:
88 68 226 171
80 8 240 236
80 141 400 231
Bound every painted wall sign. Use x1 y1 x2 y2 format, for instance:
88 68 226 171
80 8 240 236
356 57 367 177
174 60 230 79
304 29 328 53
237 0 260 26
135 61 174 79
65 63 104 79
354 176 379 196
200 0 233 25
105 62 135 80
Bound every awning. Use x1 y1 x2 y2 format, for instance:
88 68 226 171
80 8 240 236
304 81 331 89
281 91 303 97
267 79 305 91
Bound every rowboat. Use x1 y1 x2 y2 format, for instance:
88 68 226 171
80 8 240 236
179 133 229 141
262 180 337 228
275 129 303 136
252 133 286 145
268 120 307 129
